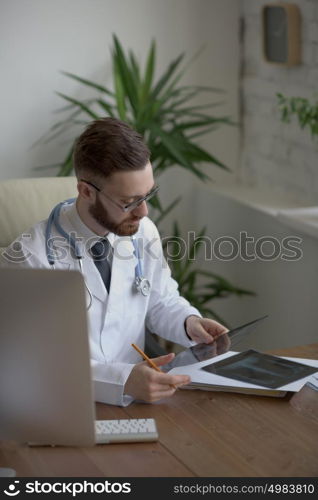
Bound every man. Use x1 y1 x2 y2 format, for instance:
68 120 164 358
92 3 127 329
3 118 227 406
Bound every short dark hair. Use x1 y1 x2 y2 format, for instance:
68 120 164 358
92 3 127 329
73 117 150 179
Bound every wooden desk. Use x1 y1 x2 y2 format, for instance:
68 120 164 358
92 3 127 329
1 343 318 477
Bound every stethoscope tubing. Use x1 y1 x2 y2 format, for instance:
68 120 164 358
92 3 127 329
45 200 151 309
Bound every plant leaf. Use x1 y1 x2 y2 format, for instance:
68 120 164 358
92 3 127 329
141 39 156 104
57 146 74 176
129 50 141 85
96 99 115 117
155 196 181 226
112 34 138 114
151 52 185 100
56 92 99 119
183 141 230 171
113 60 127 121
149 124 193 169
61 71 114 97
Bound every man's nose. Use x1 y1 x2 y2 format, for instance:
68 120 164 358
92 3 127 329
133 200 148 218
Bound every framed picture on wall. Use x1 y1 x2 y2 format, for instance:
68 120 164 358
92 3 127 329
262 2 301 66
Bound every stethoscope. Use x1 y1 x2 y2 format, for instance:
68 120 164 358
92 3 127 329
45 199 151 309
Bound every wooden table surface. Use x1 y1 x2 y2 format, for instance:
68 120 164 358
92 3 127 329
1 343 318 477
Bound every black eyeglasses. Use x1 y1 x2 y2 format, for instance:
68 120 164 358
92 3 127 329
80 179 159 213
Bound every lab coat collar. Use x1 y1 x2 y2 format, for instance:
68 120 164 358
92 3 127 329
62 201 136 303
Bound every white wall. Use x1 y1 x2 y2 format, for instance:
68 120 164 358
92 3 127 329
240 0 318 204
0 0 240 190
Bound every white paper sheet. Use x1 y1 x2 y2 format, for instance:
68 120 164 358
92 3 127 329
168 351 318 392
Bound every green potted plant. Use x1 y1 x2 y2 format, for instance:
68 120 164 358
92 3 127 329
277 93 318 139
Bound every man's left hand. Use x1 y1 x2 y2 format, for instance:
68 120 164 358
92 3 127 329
185 315 228 344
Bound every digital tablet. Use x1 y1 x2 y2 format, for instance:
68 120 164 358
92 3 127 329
162 315 268 372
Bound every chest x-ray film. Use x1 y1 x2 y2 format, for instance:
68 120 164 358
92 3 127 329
201 349 318 389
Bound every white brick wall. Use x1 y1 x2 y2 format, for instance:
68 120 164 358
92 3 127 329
240 0 318 204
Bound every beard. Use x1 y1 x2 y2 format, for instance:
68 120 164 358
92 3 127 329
89 196 140 236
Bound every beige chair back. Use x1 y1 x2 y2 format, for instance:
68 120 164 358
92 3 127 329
0 177 77 249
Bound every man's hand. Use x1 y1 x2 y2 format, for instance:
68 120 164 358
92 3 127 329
185 315 228 344
124 353 190 403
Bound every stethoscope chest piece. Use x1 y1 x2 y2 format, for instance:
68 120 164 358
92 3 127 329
134 277 151 297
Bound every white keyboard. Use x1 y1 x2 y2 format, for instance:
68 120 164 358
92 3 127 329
95 418 159 444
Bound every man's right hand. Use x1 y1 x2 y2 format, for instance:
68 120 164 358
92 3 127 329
124 353 191 403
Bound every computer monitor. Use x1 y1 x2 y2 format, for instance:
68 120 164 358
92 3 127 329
0 267 96 447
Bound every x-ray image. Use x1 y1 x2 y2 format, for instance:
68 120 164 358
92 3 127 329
202 350 318 389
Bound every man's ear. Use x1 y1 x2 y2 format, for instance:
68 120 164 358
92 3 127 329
77 180 96 201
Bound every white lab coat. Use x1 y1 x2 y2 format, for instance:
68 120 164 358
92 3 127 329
2 202 200 406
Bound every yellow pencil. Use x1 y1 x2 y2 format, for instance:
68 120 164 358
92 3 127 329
131 343 177 390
